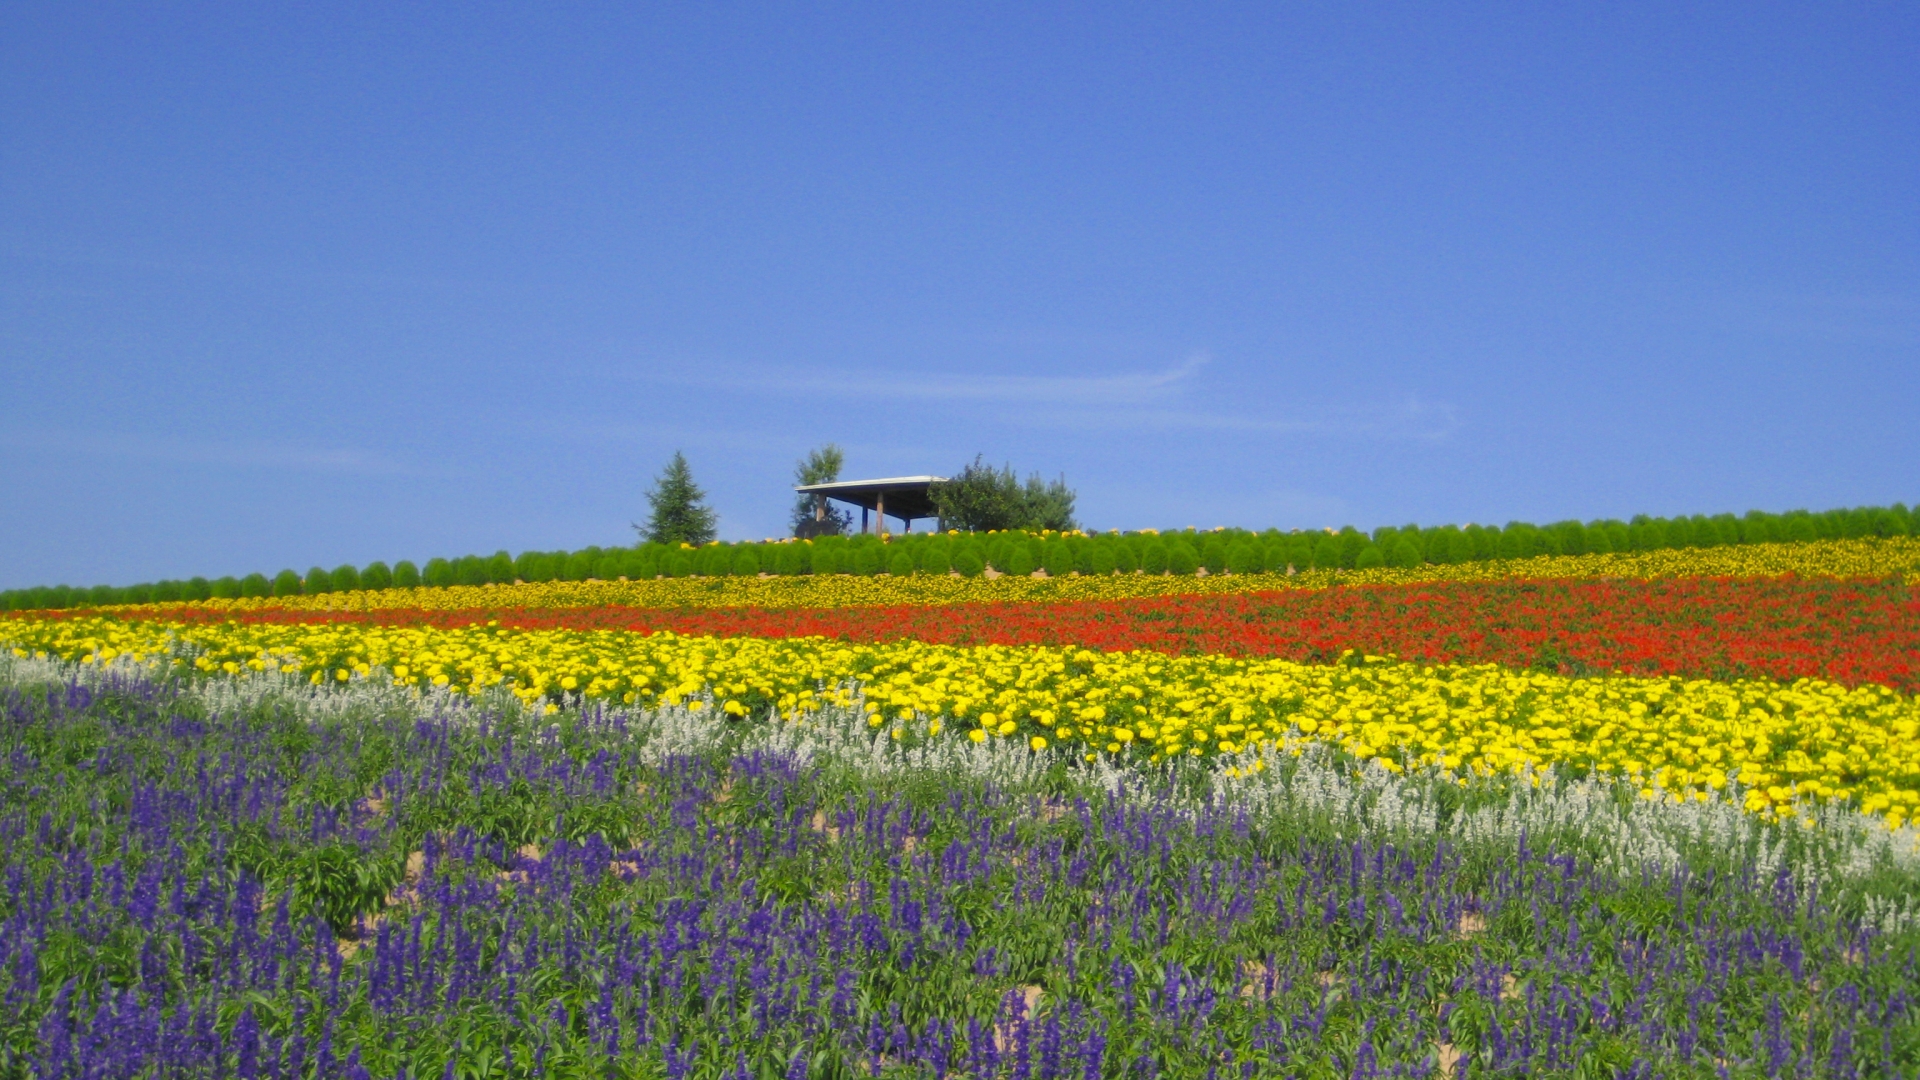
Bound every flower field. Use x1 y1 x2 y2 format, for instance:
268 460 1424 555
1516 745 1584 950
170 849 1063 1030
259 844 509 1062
2 532 1919 1075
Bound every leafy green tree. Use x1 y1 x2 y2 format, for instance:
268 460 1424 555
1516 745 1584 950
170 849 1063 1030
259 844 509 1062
361 562 393 590
273 570 303 597
304 567 332 595
240 573 272 598
791 444 853 538
392 562 421 588
931 455 1078 532
332 564 362 591
1022 473 1078 531
638 451 719 546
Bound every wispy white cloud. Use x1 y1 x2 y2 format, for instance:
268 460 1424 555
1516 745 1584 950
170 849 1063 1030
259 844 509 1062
632 353 1457 441
1002 393 1460 441
0 428 442 478
648 352 1212 407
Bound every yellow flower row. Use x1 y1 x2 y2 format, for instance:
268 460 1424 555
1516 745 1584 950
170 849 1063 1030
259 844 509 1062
83 537 1920 615
8 614 1917 829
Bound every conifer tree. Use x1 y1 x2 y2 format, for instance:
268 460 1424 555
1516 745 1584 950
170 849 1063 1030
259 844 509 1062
639 451 719 546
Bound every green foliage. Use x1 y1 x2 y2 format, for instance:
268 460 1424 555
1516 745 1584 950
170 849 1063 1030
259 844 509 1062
1356 544 1387 569
391 561 420 588
332 563 362 591
1141 540 1170 574
1088 544 1118 575
272 569 303 597
791 443 852 537
1166 540 1200 576
733 547 763 576
1005 543 1037 577
304 566 332 595
917 545 952 575
1041 539 1072 577
1387 538 1422 568
487 551 514 583
210 576 242 599
638 450 719 546
952 548 984 577
1225 541 1260 575
1200 535 1229 574
1111 542 1139 574
930 454 1078 531
852 543 885 576
423 558 456 587
888 549 916 576
240 572 272 598
360 562 393 590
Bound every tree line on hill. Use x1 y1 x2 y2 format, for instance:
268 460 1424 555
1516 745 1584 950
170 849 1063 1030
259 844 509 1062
2 503 1913 612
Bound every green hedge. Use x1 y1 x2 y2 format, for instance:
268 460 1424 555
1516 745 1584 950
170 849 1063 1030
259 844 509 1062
4 502 1913 611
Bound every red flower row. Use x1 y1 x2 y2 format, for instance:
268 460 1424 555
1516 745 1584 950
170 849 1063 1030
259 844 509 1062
184 575 1920 690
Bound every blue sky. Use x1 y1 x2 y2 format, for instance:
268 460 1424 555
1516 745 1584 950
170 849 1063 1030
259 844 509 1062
3 3 1915 588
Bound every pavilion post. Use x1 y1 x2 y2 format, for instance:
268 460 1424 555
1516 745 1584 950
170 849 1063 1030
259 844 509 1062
876 491 886 536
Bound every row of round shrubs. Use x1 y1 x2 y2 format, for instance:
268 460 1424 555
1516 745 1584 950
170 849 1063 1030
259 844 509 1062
3 503 1912 610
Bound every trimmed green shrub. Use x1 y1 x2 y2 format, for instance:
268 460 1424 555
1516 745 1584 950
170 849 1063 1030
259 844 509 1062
305 567 332 594
1073 541 1098 575
1338 530 1368 567
1042 540 1072 577
918 547 952 575
1310 535 1342 569
853 544 885 576
455 557 488 586
152 581 182 603
808 545 838 575
332 564 362 591
1200 536 1229 575
666 552 694 578
560 552 592 581
733 548 762 576
211 576 243 599
272 570 303 597
1140 541 1170 575
1167 542 1199 576
240 573 271 598
1088 545 1117 575
1386 539 1421 568
1355 544 1386 569
631 548 662 579
392 562 420 589
1226 542 1261 575
361 562 393 590
985 538 1014 573
185 578 213 601
424 558 457 588
888 550 916 576
487 552 514 583
1495 527 1531 560
1436 530 1467 564
124 585 153 604
1112 543 1138 573
953 549 984 577
1005 544 1037 577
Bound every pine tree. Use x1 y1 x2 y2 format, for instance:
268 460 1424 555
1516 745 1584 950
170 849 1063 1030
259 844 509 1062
639 451 719 546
